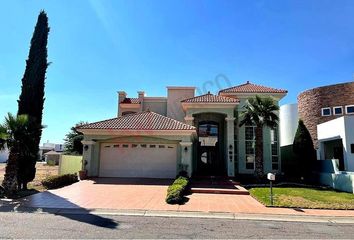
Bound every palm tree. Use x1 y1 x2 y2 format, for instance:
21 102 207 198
239 96 279 179
0 113 31 194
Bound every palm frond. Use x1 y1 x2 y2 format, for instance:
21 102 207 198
239 95 279 128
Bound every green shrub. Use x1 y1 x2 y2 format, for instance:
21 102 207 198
41 173 78 190
166 176 189 204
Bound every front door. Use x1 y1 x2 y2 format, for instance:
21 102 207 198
196 121 224 176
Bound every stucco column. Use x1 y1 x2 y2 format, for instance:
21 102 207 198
180 142 193 177
184 116 194 126
81 140 96 176
225 117 235 176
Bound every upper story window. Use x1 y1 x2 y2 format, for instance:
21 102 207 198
346 105 354 115
321 107 331 116
245 126 256 170
333 106 343 115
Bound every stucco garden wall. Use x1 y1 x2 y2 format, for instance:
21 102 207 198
314 159 354 193
59 155 82 175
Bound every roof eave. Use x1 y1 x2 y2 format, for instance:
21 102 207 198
181 102 239 111
78 129 196 136
219 92 287 99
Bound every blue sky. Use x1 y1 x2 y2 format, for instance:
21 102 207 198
0 0 353 144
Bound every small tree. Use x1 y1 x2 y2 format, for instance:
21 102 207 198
239 95 279 180
63 122 87 155
293 119 316 180
0 114 33 194
17 11 50 190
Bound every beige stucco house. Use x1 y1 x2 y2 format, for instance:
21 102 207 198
78 81 287 179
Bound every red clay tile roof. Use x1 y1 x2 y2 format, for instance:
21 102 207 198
219 81 288 94
181 93 239 103
120 98 140 104
77 111 195 130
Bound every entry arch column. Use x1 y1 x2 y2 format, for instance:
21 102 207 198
180 141 193 177
225 117 235 176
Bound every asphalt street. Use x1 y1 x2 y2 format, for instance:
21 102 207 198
1 212 354 239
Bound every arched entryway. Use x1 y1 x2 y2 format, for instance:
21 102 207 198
193 113 226 176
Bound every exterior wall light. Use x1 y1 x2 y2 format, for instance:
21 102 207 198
84 145 89 151
184 146 188 152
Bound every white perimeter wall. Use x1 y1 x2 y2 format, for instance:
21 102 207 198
279 103 299 147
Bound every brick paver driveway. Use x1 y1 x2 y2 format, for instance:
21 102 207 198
20 178 354 217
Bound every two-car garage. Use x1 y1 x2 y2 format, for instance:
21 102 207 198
77 111 196 179
99 142 178 178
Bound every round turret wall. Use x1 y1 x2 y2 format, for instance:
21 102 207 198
297 81 354 148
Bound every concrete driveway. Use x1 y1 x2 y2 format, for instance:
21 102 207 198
19 178 354 217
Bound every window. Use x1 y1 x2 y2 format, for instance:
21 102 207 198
149 145 156 148
321 107 331 116
159 145 165 148
141 144 147 148
234 122 238 172
271 128 279 170
333 106 343 115
113 144 120 148
245 126 255 170
198 123 218 137
122 144 129 148
198 122 218 147
132 144 138 148
346 105 354 114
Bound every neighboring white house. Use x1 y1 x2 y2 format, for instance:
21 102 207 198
317 116 354 172
39 142 64 161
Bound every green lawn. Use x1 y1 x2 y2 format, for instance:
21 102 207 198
249 187 354 210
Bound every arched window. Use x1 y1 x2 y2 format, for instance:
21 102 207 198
198 121 218 146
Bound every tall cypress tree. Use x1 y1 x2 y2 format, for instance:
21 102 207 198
17 11 49 190
293 119 317 181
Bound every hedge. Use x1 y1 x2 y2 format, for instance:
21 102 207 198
166 176 189 204
41 173 79 190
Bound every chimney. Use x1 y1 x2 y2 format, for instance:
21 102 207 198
138 91 145 112
117 91 127 116
118 91 127 103
138 91 145 100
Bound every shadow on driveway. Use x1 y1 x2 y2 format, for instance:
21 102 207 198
0 192 118 229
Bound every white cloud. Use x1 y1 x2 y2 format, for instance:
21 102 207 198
88 0 112 34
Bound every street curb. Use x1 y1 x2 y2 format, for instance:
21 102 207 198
2 206 354 223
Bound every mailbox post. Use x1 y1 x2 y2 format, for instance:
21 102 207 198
267 173 275 206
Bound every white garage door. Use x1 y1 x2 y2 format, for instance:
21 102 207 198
99 143 177 178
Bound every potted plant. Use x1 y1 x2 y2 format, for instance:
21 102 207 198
79 160 88 180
